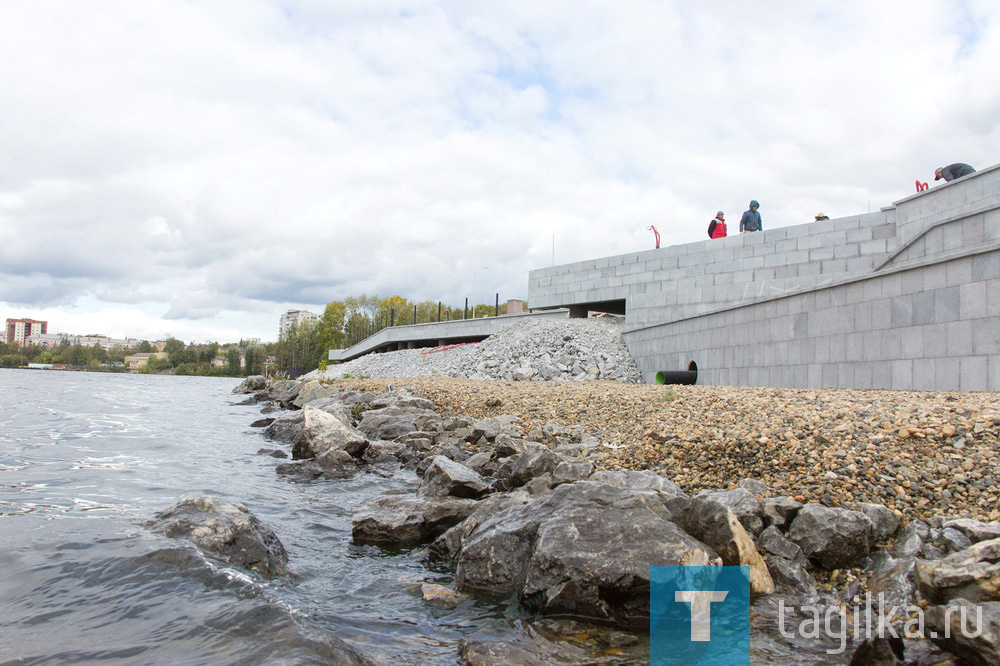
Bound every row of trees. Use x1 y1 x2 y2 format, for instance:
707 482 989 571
0 294 515 376
283 293 514 375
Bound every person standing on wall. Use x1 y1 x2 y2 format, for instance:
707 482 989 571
934 163 976 182
708 211 727 238
740 200 762 233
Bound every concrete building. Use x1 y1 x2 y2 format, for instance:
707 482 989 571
280 310 320 340
528 164 1000 390
6 318 47 345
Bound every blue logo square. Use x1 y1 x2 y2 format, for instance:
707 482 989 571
650 566 754 665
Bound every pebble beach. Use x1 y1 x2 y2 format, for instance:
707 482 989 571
324 376 1000 524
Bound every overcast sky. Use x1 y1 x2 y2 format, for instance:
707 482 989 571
1 1 997 343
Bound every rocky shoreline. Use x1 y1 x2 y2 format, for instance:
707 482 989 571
150 375 1000 664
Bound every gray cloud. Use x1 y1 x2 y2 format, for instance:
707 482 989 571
1 1 998 341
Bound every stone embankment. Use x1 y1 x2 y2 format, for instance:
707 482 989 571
313 316 643 383
190 374 1000 664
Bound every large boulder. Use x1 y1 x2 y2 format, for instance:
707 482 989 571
232 375 268 394
677 497 774 594
452 481 720 629
943 519 1000 545
263 410 306 443
292 407 368 460
420 456 490 499
292 383 341 409
925 598 1000 666
150 497 289 578
506 444 560 488
357 405 441 440
853 502 901 544
693 488 765 536
429 491 533 561
756 526 817 597
351 495 477 545
762 497 803 531
786 504 873 569
915 537 1000 605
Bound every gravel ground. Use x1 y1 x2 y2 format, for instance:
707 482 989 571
323 376 1000 523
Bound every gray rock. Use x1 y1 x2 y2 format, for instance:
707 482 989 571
274 460 324 479
915 537 1000 604
693 488 765 536
292 407 368 459
786 504 873 569
315 449 357 478
757 525 805 562
853 502 901 543
524 472 554 495
506 444 560 488
263 410 305 443
738 478 769 498
361 440 406 466
292 384 341 409
926 598 1000 666
463 451 495 475
942 527 974 554
866 553 917 614
890 520 928 559
677 497 774 593
469 416 519 442
762 497 803 530
943 518 1000 545
847 637 905 665
420 456 490 499
430 491 533 561
250 418 275 428
232 375 268 393
351 495 477 545
551 460 593 486
357 405 441 440
150 497 289 578
453 481 720 629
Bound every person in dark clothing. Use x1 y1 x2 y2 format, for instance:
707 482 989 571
709 211 727 238
740 200 762 233
935 163 976 182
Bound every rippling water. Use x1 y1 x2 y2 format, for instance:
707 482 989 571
0 369 538 665
2 369 869 665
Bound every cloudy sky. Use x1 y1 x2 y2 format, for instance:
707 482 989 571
1 1 997 343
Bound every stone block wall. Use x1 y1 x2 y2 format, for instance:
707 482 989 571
623 250 1000 390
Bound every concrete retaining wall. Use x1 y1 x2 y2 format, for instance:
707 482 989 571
527 162 1000 389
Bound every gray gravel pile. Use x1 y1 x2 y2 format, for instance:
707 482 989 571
313 316 642 383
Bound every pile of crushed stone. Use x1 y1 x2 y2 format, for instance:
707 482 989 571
313 316 642 383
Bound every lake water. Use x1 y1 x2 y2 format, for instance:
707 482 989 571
0 369 538 665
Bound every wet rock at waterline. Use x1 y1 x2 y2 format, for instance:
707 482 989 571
150 497 289 578
451 481 721 629
292 406 368 460
351 495 478 545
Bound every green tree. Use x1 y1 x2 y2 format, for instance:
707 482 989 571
243 345 263 376
316 300 347 354
226 346 242 375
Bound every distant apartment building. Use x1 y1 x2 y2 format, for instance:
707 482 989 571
279 310 320 340
6 318 47 345
24 333 139 349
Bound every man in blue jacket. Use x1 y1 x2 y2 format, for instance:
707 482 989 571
740 200 762 233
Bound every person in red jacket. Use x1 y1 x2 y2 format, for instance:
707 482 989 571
708 211 727 238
